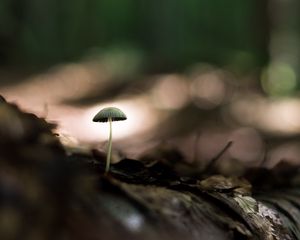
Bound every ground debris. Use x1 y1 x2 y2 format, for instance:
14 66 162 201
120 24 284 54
0 96 298 240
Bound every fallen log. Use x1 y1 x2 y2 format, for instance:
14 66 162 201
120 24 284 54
0 97 298 240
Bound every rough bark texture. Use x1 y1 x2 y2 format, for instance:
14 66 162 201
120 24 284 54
0 97 298 240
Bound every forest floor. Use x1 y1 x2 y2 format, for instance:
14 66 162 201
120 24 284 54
0 96 299 240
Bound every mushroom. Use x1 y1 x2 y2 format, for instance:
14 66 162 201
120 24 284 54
93 107 127 173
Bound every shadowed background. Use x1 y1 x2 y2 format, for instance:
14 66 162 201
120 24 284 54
0 0 300 171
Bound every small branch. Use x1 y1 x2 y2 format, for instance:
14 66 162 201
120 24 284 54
204 141 233 174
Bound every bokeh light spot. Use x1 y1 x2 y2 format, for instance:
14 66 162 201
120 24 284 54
261 62 297 96
151 74 189 110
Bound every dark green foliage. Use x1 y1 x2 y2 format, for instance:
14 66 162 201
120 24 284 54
0 0 268 71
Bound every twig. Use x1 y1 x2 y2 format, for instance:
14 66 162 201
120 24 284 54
204 141 233 173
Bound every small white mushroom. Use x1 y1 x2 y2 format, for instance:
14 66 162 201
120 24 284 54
93 107 127 173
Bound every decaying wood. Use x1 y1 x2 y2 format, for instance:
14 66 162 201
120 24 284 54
0 97 299 240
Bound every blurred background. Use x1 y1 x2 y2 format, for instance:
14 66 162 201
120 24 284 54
0 0 300 171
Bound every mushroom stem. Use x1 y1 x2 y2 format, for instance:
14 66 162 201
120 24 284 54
106 117 113 173
93 107 126 174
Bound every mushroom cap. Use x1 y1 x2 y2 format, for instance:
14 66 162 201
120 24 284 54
93 107 127 122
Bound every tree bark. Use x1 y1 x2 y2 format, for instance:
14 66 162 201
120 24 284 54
0 97 297 240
